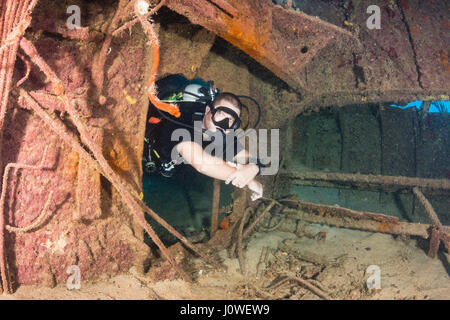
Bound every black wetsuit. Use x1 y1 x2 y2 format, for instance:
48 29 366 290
144 75 243 175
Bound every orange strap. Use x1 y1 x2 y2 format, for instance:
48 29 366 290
144 23 181 118
148 116 161 124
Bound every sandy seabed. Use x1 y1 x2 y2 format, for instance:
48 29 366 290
1 224 449 300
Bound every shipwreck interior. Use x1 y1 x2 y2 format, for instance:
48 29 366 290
284 104 449 225
0 0 449 299
144 99 450 243
143 165 234 246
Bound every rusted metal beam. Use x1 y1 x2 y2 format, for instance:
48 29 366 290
164 0 353 93
207 0 238 17
281 199 450 239
279 178 449 196
412 187 442 227
280 170 450 193
210 179 220 237
242 200 276 240
412 187 449 258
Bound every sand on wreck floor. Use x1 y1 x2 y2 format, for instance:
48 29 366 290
1 225 449 300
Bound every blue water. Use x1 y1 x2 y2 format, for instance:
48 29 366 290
142 164 233 245
391 100 449 113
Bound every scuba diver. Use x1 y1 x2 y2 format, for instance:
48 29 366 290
143 74 263 201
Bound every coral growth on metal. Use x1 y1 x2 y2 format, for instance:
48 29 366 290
165 0 450 102
165 0 354 93
0 0 143 292
0 0 224 293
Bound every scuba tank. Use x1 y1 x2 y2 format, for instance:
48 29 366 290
182 83 208 102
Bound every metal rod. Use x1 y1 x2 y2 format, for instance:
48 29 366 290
211 179 220 237
412 187 442 227
281 169 450 192
242 200 276 240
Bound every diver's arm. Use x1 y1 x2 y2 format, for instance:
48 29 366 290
176 141 238 181
177 141 263 200
233 148 249 164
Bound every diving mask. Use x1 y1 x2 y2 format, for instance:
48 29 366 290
211 106 241 131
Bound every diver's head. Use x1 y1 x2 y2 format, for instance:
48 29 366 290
203 92 242 134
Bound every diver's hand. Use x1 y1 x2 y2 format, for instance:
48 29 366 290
225 163 259 188
247 179 263 201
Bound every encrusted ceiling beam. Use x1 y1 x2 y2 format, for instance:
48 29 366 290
164 0 354 93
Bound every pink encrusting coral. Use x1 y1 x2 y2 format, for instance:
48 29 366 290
0 0 150 291
0 0 41 294
0 0 221 292
3 94 136 287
